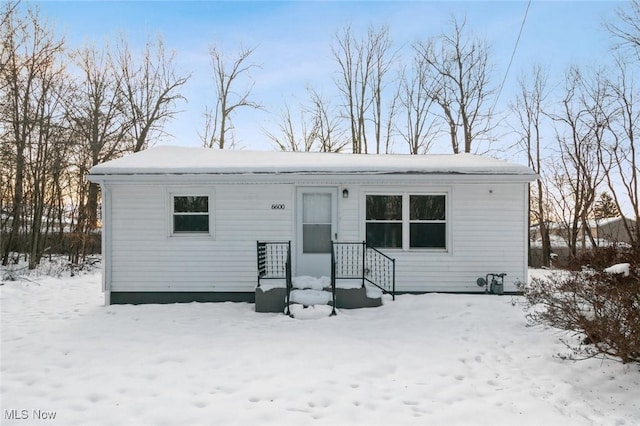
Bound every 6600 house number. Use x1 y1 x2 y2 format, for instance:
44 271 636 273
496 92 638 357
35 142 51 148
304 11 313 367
271 204 285 210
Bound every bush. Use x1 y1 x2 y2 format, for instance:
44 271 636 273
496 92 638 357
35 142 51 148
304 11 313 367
568 244 639 271
523 263 640 364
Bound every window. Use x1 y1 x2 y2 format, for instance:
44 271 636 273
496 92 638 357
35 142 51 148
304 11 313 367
366 193 447 250
366 195 402 248
410 195 446 248
302 193 332 253
172 195 210 234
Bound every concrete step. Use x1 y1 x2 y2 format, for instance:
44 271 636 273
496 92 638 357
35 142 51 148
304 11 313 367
255 284 383 313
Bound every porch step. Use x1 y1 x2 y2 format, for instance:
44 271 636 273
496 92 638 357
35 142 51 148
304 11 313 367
287 288 335 319
292 275 331 291
289 304 335 319
289 289 332 306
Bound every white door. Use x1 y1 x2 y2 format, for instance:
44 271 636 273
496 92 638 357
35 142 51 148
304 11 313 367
296 187 338 277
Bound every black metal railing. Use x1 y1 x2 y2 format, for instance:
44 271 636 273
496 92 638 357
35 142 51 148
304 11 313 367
365 245 396 300
257 241 292 313
329 245 338 316
285 244 292 315
257 241 291 282
331 241 395 300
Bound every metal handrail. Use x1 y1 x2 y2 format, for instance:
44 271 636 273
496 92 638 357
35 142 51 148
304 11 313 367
331 241 395 300
365 244 396 300
285 243 292 315
329 243 337 316
256 241 292 314
256 241 291 283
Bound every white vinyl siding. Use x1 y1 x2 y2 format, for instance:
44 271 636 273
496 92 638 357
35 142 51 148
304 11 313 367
337 185 359 241
103 178 528 296
109 184 293 292
389 184 528 293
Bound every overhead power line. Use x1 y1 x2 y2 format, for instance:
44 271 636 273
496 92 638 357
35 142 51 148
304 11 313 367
491 0 532 115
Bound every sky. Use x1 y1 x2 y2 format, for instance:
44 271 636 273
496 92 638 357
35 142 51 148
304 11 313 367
33 0 622 153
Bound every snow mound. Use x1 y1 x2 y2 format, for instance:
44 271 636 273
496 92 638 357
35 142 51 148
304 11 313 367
292 275 330 290
604 263 631 277
256 279 286 291
290 289 332 306
288 304 334 320
365 285 383 299
335 279 363 289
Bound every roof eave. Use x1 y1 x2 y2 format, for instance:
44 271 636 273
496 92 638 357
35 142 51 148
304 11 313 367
87 170 538 183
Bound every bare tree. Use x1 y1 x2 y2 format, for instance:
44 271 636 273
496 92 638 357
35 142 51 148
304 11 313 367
333 24 362 153
398 54 441 154
116 36 189 152
0 2 21 262
599 56 639 247
510 65 552 265
547 67 607 257
368 26 396 154
66 44 131 262
200 44 261 149
332 25 395 153
0 3 28 265
25 72 69 269
605 0 640 58
0 1 20 78
603 2 640 247
267 90 347 153
307 89 348 153
0 5 66 267
266 101 316 152
413 16 495 153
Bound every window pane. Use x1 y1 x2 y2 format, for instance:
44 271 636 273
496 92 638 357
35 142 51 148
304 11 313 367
410 223 446 248
366 223 402 248
174 196 208 213
410 195 445 220
303 193 331 223
303 224 331 253
366 195 402 220
174 214 209 233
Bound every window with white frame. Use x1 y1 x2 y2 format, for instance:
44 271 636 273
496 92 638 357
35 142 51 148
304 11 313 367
366 195 402 248
171 195 210 234
409 195 446 248
365 193 447 250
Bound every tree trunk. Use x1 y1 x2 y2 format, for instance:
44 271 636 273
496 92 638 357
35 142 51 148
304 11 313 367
536 180 551 267
81 182 100 260
28 201 43 269
1 144 24 266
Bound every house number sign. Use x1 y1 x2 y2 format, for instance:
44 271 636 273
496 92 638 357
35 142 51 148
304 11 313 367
271 204 285 210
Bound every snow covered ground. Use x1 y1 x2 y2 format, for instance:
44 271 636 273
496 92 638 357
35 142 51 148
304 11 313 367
1 269 639 425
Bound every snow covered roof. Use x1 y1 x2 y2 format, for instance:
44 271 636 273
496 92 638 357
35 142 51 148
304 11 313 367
585 217 636 227
89 146 537 178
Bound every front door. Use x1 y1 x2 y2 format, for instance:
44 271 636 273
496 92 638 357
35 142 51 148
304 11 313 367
296 187 338 277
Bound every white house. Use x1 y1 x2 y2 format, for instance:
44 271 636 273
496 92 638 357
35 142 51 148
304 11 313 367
88 146 537 306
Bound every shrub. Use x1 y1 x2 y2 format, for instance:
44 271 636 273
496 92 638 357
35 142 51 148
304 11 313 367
568 244 638 271
523 263 640 364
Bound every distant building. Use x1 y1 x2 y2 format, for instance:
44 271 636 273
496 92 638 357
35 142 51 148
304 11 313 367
529 216 637 267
